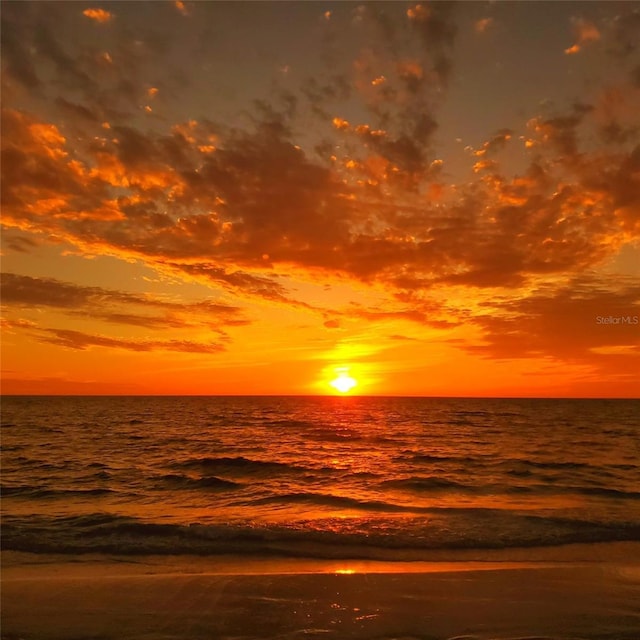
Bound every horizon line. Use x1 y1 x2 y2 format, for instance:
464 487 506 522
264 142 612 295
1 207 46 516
1 393 638 400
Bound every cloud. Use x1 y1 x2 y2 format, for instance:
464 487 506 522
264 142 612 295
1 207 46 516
3 88 638 298
474 18 493 35
0 317 38 332
173 264 298 305
82 8 113 24
465 276 640 369
0 3 41 90
0 273 249 329
470 129 513 158
173 2 189 17
564 17 600 55
1 232 39 253
606 8 640 59
388 334 417 341
39 328 224 353
34 15 101 96
55 97 103 124
4 98 638 310
3 2 175 130
346 305 438 327
406 2 457 86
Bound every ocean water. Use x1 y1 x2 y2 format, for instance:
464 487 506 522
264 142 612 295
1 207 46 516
2 396 639 560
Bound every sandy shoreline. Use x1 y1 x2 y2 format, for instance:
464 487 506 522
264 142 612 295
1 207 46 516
2 545 640 640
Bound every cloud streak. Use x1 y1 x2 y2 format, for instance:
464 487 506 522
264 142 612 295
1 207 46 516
1 273 249 330
40 328 225 353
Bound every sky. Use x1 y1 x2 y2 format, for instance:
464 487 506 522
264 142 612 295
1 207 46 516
1 0 639 397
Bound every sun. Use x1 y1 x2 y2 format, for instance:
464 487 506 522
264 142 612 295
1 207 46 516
329 372 357 394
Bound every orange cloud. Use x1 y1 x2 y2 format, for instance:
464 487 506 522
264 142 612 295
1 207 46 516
3 97 636 301
332 116 350 130
564 17 600 55
474 18 493 34
407 4 429 21
397 60 424 92
174 1 189 16
470 129 513 158
82 8 113 23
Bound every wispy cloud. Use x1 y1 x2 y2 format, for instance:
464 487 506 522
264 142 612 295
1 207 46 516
564 17 600 55
39 328 224 353
1 273 249 330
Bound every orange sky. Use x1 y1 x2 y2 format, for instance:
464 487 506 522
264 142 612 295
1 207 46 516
1 1 639 397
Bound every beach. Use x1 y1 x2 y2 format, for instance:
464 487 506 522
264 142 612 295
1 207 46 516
3 544 640 640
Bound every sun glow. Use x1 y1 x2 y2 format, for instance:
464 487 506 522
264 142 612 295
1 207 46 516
329 371 357 394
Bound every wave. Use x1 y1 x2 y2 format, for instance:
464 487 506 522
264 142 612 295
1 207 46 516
551 485 640 499
396 453 480 464
173 456 313 476
246 492 434 513
0 457 70 471
380 477 470 492
264 419 318 429
378 477 640 500
501 484 640 499
154 473 240 491
397 454 637 476
505 459 594 471
1 484 115 498
3 511 639 558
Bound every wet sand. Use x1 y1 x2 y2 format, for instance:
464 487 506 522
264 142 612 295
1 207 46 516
2 546 640 640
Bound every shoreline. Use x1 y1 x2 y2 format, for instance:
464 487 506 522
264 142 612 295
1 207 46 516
4 540 640 577
3 545 640 640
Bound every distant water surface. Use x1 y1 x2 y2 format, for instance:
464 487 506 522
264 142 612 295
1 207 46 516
2 396 639 559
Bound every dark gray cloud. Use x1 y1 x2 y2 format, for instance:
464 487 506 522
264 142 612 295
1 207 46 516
1 2 41 90
406 2 457 87
0 273 249 329
607 7 640 59
466 276 640 365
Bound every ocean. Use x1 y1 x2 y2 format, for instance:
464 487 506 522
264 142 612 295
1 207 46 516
2 396 639 560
